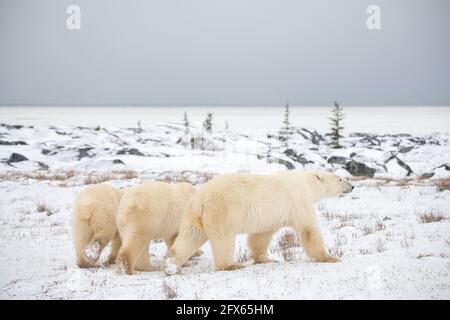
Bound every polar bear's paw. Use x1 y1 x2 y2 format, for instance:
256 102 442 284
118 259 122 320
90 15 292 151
117 255 133 275
106 254 117 265
253 257 279 264
323 255 340 263
219 263 245 271
164 257 181 276
84 241 100 261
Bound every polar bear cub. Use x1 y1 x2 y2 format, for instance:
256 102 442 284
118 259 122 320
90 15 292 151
165 170 354 275
116 181 196 275
73 184 126 268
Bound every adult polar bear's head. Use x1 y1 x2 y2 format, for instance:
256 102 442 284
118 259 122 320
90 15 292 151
313 171 354 198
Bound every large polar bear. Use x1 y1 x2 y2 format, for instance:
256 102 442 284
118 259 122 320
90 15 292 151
164 170 354 275
116 181 196 275
73 184 127 268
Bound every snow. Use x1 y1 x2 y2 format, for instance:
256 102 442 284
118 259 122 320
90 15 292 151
164 258 180 276
84 242 100 261
0 107 449 299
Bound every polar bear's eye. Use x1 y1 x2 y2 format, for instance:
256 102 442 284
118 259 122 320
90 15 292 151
339 178 342 182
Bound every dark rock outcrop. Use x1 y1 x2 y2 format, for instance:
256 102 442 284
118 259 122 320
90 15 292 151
284 149 313 165
385 153 413 177
37 161 49 170
7 153 28 164
398 146 414 153
344 160 376 177
260 154 295 170
0 140 27 145
420 172 435 179
117 148 146 156
327 156 348 165
113 159 125 165
78 147 94 160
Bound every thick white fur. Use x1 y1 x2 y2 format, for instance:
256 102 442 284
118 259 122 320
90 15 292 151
116 181 196 274
72 184 126 268
165 170 353 274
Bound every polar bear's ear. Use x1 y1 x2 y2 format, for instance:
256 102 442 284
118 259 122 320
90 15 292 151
314 174 324 183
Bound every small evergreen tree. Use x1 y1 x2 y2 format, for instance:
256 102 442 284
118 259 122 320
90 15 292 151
183 112 190 135
279 102 292 148
203 113 213 134
266 133 272 159
328 101 345 148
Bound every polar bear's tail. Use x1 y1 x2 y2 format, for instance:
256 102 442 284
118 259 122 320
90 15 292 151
165 197 207 275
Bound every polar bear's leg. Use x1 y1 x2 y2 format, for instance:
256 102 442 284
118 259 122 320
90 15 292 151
83 231 111 263
134 240 158 272
117 234 150 275
297 223 340 263
164 233 178 249
73 220 95 268
106 232 122 265
248 231 278 264
210 233 244 271
166 233 204 261
165 225 207 274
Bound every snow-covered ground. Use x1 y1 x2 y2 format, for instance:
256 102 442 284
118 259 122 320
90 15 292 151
0 179 448 299
0 110 449 299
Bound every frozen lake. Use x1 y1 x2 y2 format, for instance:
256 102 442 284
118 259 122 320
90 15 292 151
1 106 449 134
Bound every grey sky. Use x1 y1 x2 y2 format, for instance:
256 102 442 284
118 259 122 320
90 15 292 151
0 0 449 106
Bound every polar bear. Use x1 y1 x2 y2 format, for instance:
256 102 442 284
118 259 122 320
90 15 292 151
72 184 127 268
116 181 197 275
164 170 354 275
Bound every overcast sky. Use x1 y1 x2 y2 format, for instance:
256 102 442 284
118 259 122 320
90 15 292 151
0 0 449 106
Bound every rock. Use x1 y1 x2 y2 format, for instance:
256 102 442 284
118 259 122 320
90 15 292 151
434 164 450 171
300 128 324 145
327 156 348 165
7 153 28 163
283 149 313 165
349 152 357 158
284 149 297 159
385 153 413 177
0 140 27 145
361 136 381 146
41 149 51 155
277 159 295 170
395 158 413 176
296 156 313 166
408 137 426 145
350 133 381 146
116 148 146 156
113 159 125 165
78 147 94 160
398 146 414 153
420 172 435 179
349 132 368 138
55 130 71 136
1 124 24 130
344 160 376 177
37 161 49 170
266 157 295 170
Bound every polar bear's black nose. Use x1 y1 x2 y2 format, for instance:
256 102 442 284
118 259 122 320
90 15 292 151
351 185 355 190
